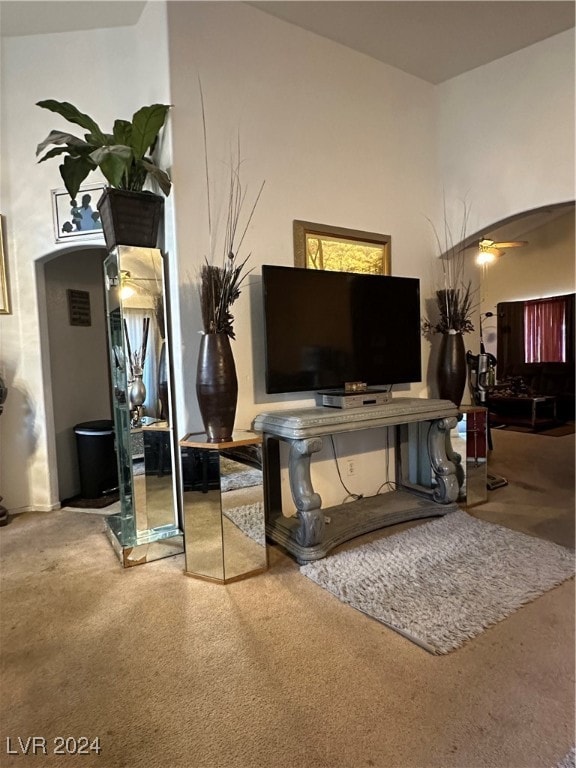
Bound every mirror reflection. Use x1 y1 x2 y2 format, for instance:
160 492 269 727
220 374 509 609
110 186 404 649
104 246 180 551
117 251 169 428
451 409 488 508
181 439 267 582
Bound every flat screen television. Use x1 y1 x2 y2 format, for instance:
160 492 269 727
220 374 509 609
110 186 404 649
262 265 422 394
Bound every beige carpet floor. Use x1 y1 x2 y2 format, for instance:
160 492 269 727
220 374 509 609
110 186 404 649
0 428 574 768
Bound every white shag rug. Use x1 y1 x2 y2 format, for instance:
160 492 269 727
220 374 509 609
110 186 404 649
223 502 266 547
555 748 576 768
300 510 575 654
220 459 262 492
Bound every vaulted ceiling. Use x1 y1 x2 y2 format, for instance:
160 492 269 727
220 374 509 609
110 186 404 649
1 1 574 85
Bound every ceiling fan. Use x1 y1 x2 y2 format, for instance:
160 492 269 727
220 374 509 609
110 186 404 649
477 237 528 261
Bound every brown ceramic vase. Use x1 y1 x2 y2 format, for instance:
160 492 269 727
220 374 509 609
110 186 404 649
196 332 238 442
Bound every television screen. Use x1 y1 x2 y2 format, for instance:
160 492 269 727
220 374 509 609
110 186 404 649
262 265 422 394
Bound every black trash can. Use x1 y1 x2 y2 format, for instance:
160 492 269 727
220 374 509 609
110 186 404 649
74 420 118 499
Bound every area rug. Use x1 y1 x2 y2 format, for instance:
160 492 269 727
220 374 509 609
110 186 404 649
555 747 576 768
220 458 262 492
62 492 119 509
223 502 266 546
300 510 575 654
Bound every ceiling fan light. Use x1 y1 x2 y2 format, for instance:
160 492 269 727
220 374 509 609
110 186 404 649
120 270 136 299
120 285 136 300
476 248 497 265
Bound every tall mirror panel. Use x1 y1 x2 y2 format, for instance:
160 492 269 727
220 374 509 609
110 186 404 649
104 246 182 566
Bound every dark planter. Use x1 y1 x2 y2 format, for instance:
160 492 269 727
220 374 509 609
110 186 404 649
437 331 467 406
196 333 238 443
97 188 164 249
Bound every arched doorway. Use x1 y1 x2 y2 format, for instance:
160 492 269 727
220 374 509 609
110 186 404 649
37 244 111 503
470 201 575 362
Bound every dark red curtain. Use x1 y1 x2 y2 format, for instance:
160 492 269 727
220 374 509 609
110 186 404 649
497 294 575 374
524 296 568 363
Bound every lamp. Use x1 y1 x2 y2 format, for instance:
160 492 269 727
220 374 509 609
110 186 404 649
120 271 135 300
475 237 528 265
476 246 497 265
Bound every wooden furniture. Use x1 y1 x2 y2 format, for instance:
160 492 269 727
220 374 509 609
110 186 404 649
179 431 268 583
252 398 461 563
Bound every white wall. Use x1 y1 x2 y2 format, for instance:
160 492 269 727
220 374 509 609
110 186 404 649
437 30 575 236
166 1 440 510
0 1 172 511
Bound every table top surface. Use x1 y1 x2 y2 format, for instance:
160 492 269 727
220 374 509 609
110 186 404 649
179 430 262 449
252 397 458 439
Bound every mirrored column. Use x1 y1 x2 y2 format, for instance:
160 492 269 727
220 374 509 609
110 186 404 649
451 406 488 508
104 246 182 565
180 432 268 583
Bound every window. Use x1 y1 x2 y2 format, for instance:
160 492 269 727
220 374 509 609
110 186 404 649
524 296 567 363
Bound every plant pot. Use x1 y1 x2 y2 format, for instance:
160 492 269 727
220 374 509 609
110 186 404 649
196 333 238 443
97 188 164 249
437 331 467 406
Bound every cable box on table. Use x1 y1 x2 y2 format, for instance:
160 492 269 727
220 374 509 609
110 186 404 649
316 388 392 409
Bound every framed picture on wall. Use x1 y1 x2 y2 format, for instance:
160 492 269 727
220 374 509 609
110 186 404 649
0 214 11 314
293 220 391 275
51 183 106 243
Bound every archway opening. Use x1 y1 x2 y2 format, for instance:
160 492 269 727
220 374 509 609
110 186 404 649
36 244 111 504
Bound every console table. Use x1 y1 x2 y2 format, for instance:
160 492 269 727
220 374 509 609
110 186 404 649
252 398 461 563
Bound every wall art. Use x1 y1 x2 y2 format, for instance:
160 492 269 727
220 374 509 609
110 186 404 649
293 220 391 275
52 183 106 243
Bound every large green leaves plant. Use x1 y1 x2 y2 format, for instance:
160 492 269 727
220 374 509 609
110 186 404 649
36 100 171 200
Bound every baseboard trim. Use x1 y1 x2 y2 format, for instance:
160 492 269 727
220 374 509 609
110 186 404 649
7 503 61 514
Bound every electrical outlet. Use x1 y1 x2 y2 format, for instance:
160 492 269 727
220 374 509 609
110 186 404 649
346 459 355 477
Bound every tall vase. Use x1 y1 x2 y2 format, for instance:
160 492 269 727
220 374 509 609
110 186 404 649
129 370 146 427
129 373 146 408
437 331 467 407
196 332 238 443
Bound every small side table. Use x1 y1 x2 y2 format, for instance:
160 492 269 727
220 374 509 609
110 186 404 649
179 431 268 583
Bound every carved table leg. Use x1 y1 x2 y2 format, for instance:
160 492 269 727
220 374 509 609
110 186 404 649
288 437 324 546
428 416 459 503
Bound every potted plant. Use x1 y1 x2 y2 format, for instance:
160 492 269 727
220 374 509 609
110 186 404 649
422 203 476 406
196 156 264 442
193 82 264 441
36 100 171 249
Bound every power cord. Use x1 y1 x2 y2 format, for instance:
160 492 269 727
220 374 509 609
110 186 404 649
331 426 401 500
329 435 363 503
376 426 399 494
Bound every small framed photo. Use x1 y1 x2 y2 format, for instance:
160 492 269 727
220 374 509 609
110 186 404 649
52 183 106 243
